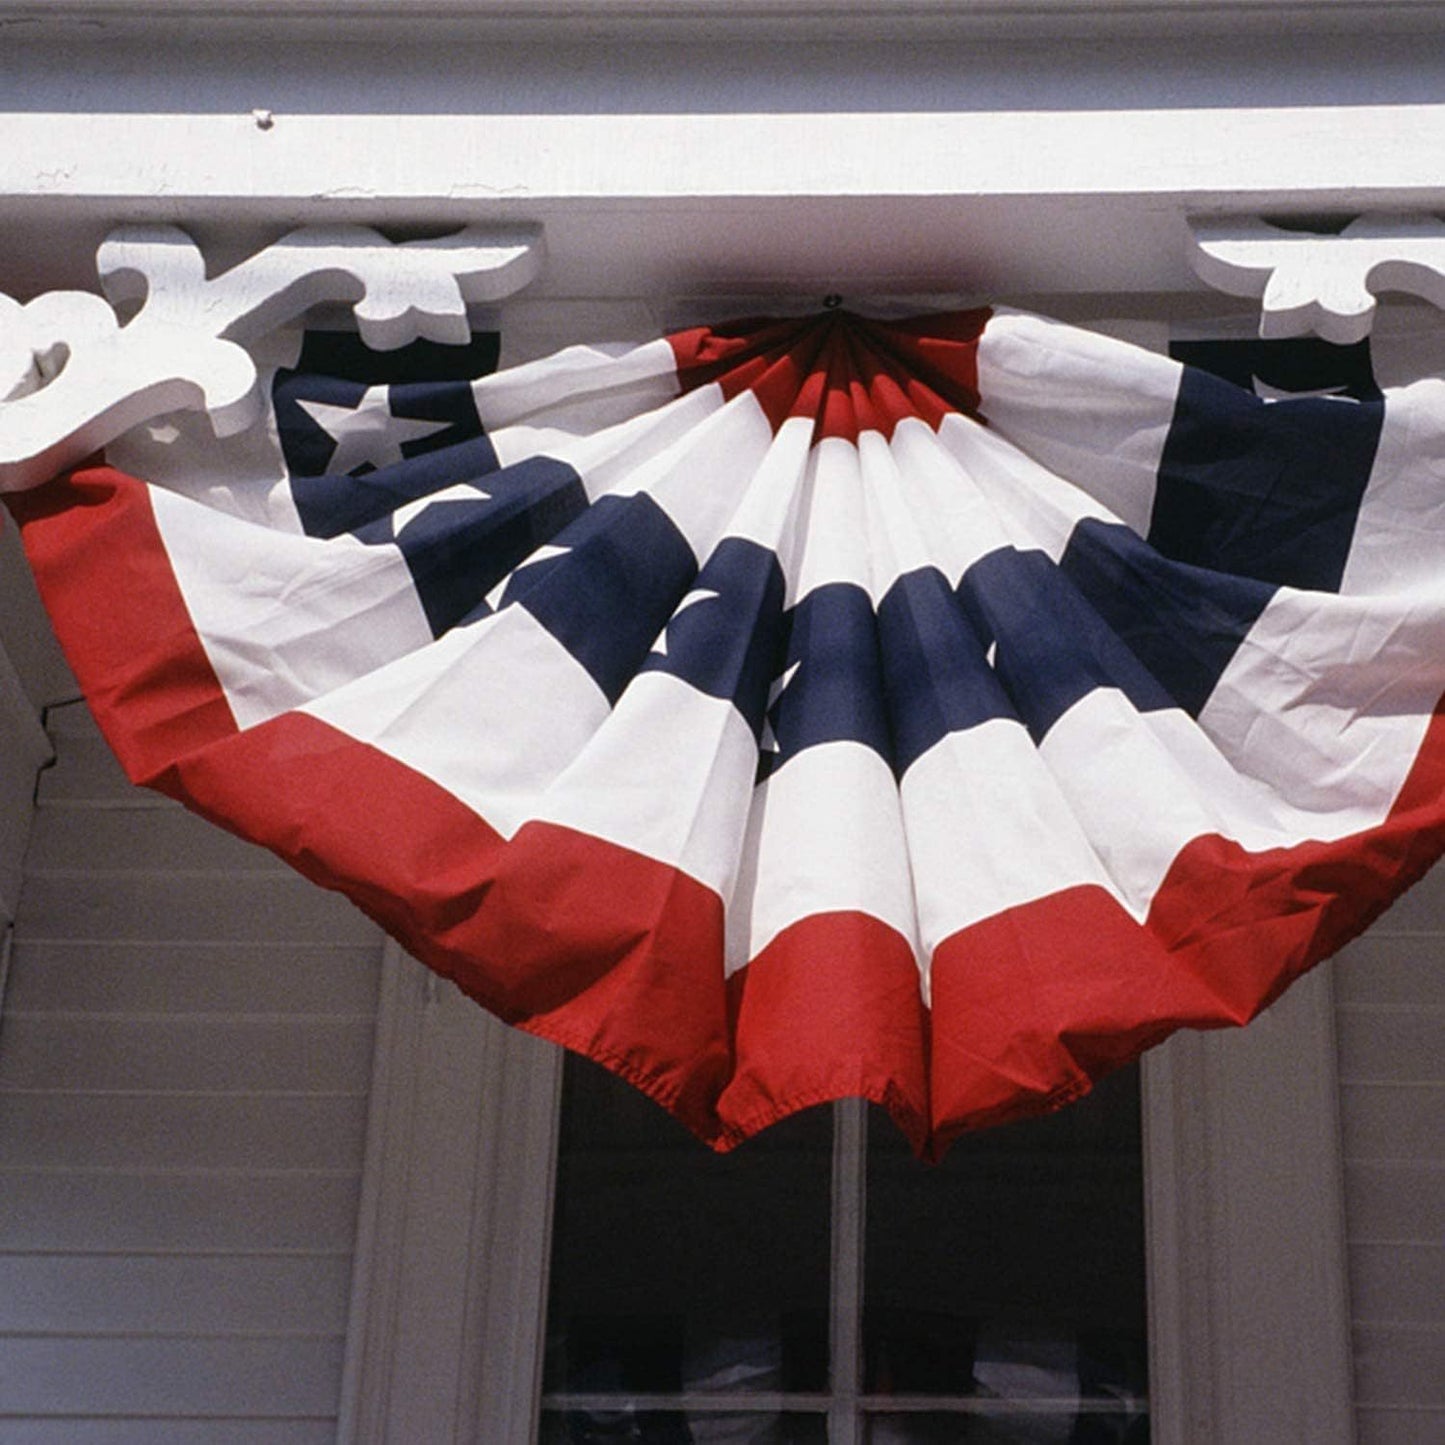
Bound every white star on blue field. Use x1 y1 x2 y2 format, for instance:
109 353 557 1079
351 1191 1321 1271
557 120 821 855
296 385 453 475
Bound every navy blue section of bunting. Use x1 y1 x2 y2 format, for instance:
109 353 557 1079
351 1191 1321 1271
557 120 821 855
1059 519 1275 719
276 373 491 487
515 494 700 706
292 435 501 538
276 330 500 526
1149 366 1385 593
365 456 589 638
640 538 788 741
759 583 893 783
1169 335 1380 402
878 568 1007 777
960 549 1176 746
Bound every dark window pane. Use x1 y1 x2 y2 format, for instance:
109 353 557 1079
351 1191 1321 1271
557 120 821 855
544 1055 832 1396
540 1410 828 1444
863 1066 1148 1405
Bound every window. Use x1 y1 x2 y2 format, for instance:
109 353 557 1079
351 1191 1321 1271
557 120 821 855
540 1055 1148 1444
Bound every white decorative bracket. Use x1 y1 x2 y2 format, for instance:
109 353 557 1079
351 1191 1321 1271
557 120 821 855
1189 213 1445 345
0 223 544 492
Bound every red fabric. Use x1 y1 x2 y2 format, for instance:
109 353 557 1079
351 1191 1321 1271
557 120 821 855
6 468 236 788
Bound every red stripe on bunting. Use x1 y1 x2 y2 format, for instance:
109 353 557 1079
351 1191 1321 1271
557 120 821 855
165 709 738 1140
668 309 989 445
720 910 931 1154
928 698 1445 1147
5 468 237 790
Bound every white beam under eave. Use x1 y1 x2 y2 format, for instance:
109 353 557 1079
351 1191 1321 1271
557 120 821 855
3 106 1445 301
3 0 1445 41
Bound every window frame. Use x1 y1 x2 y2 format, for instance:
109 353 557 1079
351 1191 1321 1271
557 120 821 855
340 936 1355 1445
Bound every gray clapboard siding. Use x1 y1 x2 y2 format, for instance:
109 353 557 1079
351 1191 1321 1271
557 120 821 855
1338 1004 1445 1082
0 701 386 1436
25 805 304 874
1344 1161 1445 1243
5 942 380 1017
0 1169 361 1254
1353 1324 1445 1408
0 518 77 714
1335 884 1445 1441
1358 1409 1445 1445
1338 1082 1445 1161
1348 1243 1445 1324
0 638 52 922
15 872 379 945
0 1337 346 1416
0 1093 367 1170
0 1254 351 1336
31 720 164 807
0 1423 336 1445
0 1015 374 1093
1335 934 1445 1007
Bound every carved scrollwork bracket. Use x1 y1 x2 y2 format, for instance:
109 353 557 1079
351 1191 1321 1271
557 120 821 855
0 223 543 492
1188 213 1445 345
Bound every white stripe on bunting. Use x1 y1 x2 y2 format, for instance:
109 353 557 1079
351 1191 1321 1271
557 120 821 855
470 337 680 432
726 739 920 978
487 380 725 496
935 410 1120 560
976 308 1182 538
151 485 433 730
530 671 761 901
1342 378 1445 596
899 718 1112 960
1200 583 1445 820
302 604 609 840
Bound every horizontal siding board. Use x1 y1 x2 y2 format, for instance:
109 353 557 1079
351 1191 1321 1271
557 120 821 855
25 806 296 875
0 1336 345 1416
1344 1162 1445 1244
1340 1083 1445 1164
1337 1005 1445 1085
0 1095 366 1170
0 1016 374 1094
0 1254 351 1336
0 1170 360 1253
1358 1408 1445 1445
3 941 381 1017
1335 936 1445 1007
33 729 152 804
14 873 379 945
1359 869 1445 934
0 1423 336 1445
1353 1324 1445 1408
1350 1244 1445 1326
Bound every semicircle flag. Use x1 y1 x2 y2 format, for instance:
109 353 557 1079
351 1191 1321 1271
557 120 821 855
8 306 1445 1159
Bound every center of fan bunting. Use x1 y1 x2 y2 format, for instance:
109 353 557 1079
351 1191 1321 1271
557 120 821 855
668 308 991 443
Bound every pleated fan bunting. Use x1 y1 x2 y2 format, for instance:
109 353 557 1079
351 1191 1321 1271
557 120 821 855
8 304 1445 1157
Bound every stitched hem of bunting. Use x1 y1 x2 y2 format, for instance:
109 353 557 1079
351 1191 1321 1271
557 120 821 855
11 461 1445 1159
